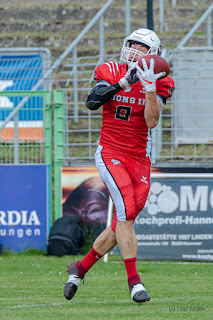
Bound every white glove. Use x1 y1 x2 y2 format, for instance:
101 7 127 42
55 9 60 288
120 62 139 88
136 58 166 92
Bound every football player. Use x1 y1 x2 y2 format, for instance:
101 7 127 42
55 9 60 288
64 28 175 303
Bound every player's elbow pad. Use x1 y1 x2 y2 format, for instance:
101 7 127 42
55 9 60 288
86 83 122 110
86 98 102 110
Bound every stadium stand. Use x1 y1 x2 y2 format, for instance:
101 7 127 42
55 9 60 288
1 0 213 166
1 0 212 57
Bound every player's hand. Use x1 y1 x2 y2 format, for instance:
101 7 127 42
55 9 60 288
136 58 166 92
120 62 139 88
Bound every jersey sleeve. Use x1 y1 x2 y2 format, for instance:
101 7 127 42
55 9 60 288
93 62 121 85
156 76 175 101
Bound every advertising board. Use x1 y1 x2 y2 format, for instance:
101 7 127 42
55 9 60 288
61 167 213 261
112 173 213 261
0 48 51 140
0 164 49 252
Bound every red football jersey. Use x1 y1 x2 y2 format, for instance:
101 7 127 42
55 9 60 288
94 61 175 158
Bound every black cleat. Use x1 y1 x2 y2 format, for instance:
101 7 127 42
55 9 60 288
64 262 84 300
129 282 151 303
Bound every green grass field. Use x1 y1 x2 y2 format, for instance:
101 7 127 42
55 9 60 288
0 251 212 320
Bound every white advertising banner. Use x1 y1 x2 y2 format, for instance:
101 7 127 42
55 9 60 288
111 174 213 261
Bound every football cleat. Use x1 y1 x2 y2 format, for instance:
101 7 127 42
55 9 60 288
129 282 150 303
64 262 84 300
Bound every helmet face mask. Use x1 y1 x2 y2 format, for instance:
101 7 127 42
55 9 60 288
120 28 161 65
120 45 151 65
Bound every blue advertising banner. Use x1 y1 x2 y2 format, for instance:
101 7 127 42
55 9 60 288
0 54 43 121
111 174 213 261
0 164 49 252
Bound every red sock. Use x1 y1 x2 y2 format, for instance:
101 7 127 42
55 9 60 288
77 247 102 276
123 258 141 285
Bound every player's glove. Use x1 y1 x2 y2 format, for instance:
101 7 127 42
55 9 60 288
136 58 166 93
120 62 139 87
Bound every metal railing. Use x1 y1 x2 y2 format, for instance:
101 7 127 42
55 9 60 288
159 0 179 33
151 4 213 165
0 90 54 223
58 2 213 166
1 1 213 167
167 3 213 63
0 91 52 164
0 0 130 129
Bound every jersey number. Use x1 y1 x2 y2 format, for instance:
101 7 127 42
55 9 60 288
115 106 132 121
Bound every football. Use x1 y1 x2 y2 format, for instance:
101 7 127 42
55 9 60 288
138 54 170 78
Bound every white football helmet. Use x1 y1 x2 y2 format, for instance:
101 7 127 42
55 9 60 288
120 28 161 65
